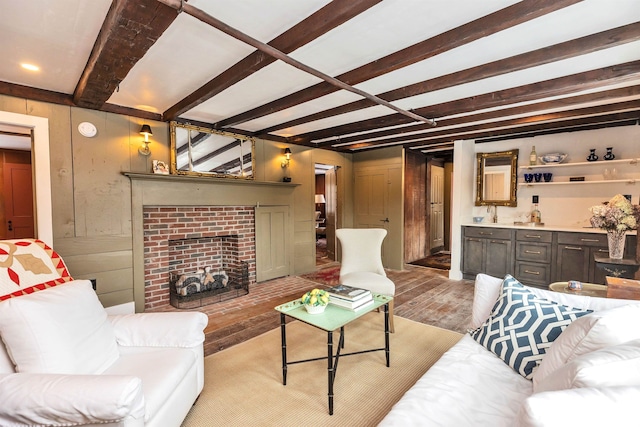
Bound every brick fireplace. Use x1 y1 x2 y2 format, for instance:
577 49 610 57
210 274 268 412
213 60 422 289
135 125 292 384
142 206 256 310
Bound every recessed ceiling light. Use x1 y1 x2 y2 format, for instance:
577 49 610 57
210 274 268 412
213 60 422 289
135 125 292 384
21 63 40 72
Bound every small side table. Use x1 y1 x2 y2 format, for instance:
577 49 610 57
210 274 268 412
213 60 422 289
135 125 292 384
594 256 640 279
548 282 608 298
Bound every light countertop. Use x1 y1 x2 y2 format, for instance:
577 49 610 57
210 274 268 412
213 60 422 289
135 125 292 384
462 222 637 235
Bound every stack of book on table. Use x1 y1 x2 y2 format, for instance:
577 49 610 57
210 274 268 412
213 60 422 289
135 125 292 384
326 284 374 311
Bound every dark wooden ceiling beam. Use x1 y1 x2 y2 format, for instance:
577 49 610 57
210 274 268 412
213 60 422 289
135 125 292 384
0 80 163 121
344 111 640 152
213 0 582 128
73 0 177 109
258 22 640 136
336 99 640 150
315 85 640 147
290 59 640 144
163 0 382 120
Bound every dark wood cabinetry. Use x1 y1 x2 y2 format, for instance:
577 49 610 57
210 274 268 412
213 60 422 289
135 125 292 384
462 226 636 286
555 232 636 284
514 230 553 288
462 227 513 279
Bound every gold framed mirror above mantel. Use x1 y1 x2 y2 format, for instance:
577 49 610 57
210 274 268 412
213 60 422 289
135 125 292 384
170 121 255 179
475 149 518 207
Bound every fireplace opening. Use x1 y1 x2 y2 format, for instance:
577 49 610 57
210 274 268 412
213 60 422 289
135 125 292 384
170 261 249 309
167 235 249 309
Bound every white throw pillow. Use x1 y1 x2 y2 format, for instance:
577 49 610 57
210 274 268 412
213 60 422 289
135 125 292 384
0 280 119 374
533 304 640 390
469 273 503 330
536 339 640 392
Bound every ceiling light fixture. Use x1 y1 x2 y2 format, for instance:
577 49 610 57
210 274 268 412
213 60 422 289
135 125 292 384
20 63 40 72
139 124 153 156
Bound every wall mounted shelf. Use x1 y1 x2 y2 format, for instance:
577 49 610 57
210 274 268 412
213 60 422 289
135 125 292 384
518 179 636 187
519 158 638 170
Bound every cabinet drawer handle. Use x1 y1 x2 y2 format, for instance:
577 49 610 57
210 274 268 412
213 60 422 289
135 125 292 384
525 250 542 254
479 232 493 236
524 270 541 275
467 238 481 242
490 240 507 244
597 248 609 253
565 246 583 251
580 238 600 242
525 234 541 239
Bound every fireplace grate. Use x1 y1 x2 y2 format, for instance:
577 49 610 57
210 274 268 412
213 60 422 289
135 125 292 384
169 261 249 309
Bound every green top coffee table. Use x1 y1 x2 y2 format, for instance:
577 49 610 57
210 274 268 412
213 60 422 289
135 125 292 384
275 294 393 415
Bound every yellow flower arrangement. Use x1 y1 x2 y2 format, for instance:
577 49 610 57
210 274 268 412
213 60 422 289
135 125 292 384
301 288 329 307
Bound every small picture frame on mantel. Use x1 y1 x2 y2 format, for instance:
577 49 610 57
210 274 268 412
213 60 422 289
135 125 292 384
153 160 169 175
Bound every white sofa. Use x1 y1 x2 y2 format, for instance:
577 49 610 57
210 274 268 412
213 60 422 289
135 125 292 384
0 280 208 427
380 274 640 427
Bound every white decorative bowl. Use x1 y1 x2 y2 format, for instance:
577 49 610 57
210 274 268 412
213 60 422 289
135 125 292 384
304 304 327 314
538 153 567 164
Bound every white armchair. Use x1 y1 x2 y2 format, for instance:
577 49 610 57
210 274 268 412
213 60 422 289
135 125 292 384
336 228 395 332
0 239 208 427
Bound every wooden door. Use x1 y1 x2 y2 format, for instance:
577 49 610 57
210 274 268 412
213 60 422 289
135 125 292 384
429 165 445 250
325 167 337 260
354 168 391 264
255 206 289 282
403 151 427 262
3 163 34 239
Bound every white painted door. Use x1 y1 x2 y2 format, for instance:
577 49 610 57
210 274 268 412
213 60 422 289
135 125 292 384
430 165 445 249
255 206 289 282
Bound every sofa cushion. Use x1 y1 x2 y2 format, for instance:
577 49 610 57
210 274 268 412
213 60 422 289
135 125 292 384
0 239 73 301
471 275 592 379
533 304 640 389
535 339 640 392
380 335 533 427
517 386 640 427
105 346 196 423
0 280 119 374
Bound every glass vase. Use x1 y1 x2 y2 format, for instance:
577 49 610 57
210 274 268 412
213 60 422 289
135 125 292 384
607 230 626 259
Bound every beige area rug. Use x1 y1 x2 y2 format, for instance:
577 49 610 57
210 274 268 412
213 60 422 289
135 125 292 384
182 313 462 426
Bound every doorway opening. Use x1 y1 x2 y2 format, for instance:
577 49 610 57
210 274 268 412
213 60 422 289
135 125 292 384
315 163 337 267
0 124 34 239
404 150 453 271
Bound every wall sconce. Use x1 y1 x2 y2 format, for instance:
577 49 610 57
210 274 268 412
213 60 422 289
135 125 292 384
281 147 292 168
138 124 153 156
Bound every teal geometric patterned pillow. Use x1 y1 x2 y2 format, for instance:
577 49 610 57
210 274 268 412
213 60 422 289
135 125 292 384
470 275 592 379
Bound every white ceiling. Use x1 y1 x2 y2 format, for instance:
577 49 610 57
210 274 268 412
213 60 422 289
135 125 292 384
1 0 639 153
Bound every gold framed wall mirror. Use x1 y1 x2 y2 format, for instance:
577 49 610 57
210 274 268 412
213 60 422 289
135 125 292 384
475 149 518 207
170 121 255 179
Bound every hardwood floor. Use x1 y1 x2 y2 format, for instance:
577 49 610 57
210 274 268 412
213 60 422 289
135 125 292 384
156 263 475 357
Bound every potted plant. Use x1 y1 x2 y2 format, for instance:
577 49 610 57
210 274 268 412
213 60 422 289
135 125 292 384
301 288 329 314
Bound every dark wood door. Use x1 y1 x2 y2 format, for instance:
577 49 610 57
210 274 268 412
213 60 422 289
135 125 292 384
403 151 426 262
3 162 34 239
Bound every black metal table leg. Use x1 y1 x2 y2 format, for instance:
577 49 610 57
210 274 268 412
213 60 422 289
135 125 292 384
280 313 287 385
328 330 334 415
384 302 390 367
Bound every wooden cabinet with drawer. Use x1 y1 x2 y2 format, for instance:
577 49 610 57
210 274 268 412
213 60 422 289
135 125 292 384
462 227 514 280
514 230 553 288
554 232 636 284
